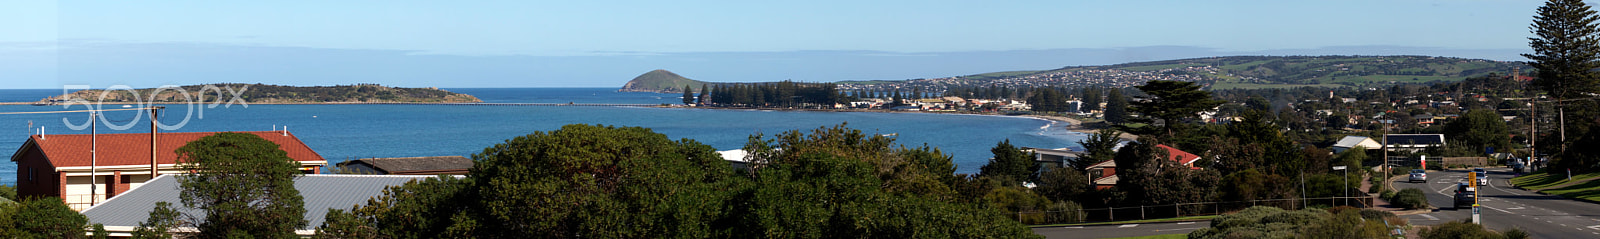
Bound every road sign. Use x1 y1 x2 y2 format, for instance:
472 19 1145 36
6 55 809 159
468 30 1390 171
1333 166 1347 170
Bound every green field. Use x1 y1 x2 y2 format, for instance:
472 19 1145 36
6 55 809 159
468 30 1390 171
1209 81 1348 90
1511 171 1600 191
1117 63 1207 72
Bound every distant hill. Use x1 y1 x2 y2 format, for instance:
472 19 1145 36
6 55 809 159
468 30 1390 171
47 83 481 103
841 55 1528 90
619 69 709 93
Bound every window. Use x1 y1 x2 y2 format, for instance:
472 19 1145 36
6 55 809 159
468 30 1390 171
29 167 35 182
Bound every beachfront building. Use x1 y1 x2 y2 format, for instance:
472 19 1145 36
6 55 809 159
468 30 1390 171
10 130 326 211
335 156 473 175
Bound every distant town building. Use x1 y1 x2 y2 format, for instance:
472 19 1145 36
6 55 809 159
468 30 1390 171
335 156 474 175
11 131 326 211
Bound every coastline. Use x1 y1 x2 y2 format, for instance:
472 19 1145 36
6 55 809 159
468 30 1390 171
1022 114 1139 141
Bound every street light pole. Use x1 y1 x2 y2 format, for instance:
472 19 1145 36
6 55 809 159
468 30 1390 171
1334 166 1348 206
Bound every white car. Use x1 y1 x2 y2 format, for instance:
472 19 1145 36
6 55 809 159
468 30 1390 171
1473 168 1489 186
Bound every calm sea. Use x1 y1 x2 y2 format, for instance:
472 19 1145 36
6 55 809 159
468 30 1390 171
0 88 1084 185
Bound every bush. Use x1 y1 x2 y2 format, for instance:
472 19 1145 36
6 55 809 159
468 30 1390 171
1503 228 1530 239
1043 201 1085 224
1379 189 1396 201
1390 188 1430 210
1420 220 1501 239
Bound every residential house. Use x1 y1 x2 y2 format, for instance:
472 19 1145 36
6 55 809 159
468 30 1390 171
1022 147 1082 169
335 156 473 175
11 131 326 211
81 174 443 237
1086 144 1201 190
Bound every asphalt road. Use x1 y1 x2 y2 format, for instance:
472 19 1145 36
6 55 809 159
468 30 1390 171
1392 167 1600 238
1032 221 1210 238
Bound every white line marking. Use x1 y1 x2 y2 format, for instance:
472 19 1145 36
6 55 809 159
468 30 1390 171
1420 214 1440 220
1587 225 1600 231
1061 226 1083 229
1154 227 1202 232
1508 207 1525 210
1118 224 1138 228
1176 222 1195 225
1485 206 1513 214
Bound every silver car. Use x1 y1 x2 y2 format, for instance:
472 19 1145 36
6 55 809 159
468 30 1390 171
1409 169 1427 183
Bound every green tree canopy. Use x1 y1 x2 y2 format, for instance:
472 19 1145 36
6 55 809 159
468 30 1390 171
1104 88 1130 124
1444 110 1513 154
1525 0 1600 100
174 132 307 238
1132 80 1226 137
979 140 1039 185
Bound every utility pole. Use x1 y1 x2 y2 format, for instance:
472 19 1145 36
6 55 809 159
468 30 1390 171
90 112 97 206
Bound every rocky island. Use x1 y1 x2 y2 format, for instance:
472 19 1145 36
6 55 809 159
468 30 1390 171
618 69 709 93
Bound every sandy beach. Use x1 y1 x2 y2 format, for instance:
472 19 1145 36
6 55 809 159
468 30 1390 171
1025 115 1140 141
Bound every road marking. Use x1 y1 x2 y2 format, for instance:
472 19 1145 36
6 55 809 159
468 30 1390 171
1061 226 1083 229
1118 224 1138 228
1420 214 1440 220
1508 207 1525 210
1485 206 1513 214
1176 222 1195 225
1154 227 1202 232
1587 225 1600 231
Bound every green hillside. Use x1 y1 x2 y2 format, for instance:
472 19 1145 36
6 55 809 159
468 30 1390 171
619 69 710 93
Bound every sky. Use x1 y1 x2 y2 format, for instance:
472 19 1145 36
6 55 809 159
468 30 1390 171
0 0 1557 89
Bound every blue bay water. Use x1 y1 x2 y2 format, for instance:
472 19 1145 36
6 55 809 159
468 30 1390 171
0 88 1084 186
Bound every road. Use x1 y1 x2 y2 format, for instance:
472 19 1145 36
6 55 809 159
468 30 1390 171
1033 221 1209 238
1392 167 1600 238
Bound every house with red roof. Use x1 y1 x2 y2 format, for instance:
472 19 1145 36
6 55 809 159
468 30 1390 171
1086 144 1201 190
10 131 326 211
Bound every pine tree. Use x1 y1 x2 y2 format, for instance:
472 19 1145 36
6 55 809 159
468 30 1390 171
1105 88 1129 124
697 84 710 105
682 85 696 105
1525 0 1600 101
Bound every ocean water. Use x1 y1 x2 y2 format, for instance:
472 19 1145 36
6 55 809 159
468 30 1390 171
0 88 1084 185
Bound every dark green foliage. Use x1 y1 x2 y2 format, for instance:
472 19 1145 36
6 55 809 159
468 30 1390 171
1080 87 1102 112
1445 110 1513 155
175 132 307 238
1391 188 1431 210
1034 167 1089 202
979 140 1039 185
12 197 88 239
133 201 182 239
697 84 710 104
91 224 108 239
1073 128 1121 170
1525 0 1600 101
682 84 695 104
1420 221 1504 239
1504 228 1531 239
707 81 845 107
1104 88 1130 124
319 124 1037 238
469 124 735 238
1132 80 1225 136
1112 141 1220 206
1027 88 1071 112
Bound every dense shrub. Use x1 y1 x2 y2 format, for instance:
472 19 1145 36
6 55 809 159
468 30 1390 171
1420 221 1501 239
1391 188 1431 210
1192 206 1403 239
1043 201 1085 224
1379 189 1396 201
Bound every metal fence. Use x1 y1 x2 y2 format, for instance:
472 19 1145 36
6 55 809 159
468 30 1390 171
1017 196 1375 225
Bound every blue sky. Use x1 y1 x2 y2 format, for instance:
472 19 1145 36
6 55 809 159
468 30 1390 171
0 0 1553 89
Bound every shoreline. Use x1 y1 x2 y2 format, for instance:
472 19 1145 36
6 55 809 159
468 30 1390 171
1022 114 1139 141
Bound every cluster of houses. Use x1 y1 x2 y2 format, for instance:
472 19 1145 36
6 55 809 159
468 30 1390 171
9 129 474 237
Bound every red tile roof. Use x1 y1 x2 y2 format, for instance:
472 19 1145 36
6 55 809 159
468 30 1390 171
1156 144 1200 166
16 131 324 168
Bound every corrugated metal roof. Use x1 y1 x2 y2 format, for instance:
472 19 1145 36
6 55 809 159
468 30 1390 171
82 174 448 230
342 156 473 174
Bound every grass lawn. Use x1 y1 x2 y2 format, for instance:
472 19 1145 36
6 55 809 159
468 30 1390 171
1029 215 1217 228
1104 234 1188 239
1511 171 1600 191
1539 179 1600 201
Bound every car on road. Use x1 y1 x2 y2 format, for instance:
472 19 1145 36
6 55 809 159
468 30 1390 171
1454 182 1477 209
1409 169 1427 182
1473 168 1489 186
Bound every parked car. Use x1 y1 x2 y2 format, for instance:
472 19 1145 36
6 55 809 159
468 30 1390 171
1473 168 1489 186
1409 169 1428 183
1454 183 1477 209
